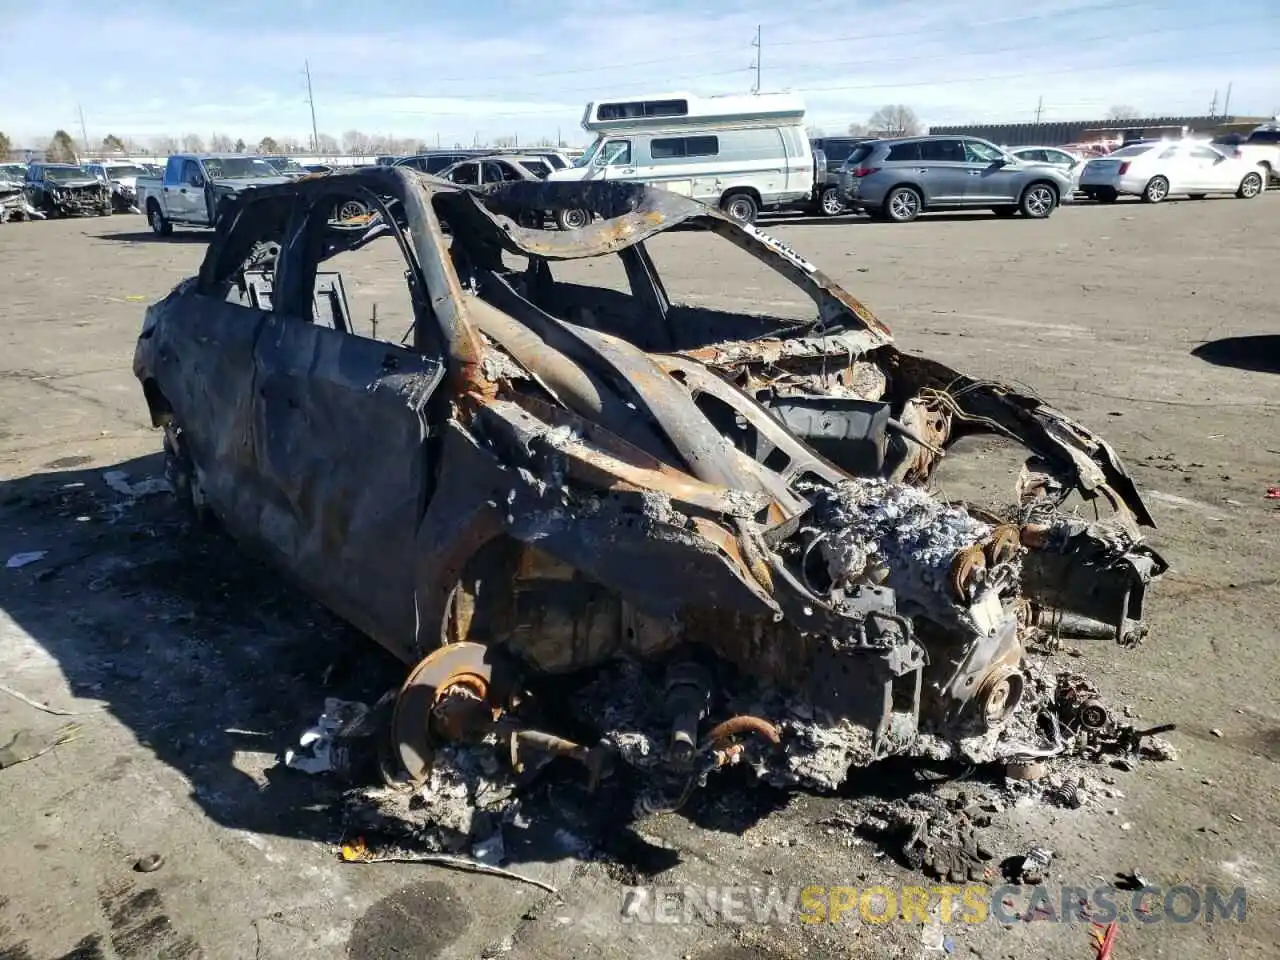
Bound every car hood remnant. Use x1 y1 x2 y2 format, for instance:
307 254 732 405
133 169 1167 821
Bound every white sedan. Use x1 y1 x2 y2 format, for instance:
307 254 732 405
1078 140 1266 203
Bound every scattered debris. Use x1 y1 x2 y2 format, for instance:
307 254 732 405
134 854 165 873
102 470 172 499
1092 920 1118 960
1114 869 1148 890
338 836 557 893
0 682 88 717
1265 486 1280 500
6 551 47 569
283 698 376 776
1210 728 1224 738
0 723 81 770
1015 845 1055 885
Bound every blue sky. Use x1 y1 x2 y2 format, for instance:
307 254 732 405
2 0 1277 149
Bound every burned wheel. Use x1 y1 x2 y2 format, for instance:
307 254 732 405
334 199 368 221
391 641 513 784
556 208 590 230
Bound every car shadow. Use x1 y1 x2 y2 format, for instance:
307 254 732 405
0 454 408 846
1192 335 1280 374
96 231 210 243
0 455 765 876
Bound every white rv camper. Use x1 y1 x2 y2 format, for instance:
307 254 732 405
546 92 813 227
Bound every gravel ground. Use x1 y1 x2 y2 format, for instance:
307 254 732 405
1 195 1277 960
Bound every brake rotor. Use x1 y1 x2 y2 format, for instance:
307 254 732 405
391 641 504 785
950 544 988 600
985 524 1022 566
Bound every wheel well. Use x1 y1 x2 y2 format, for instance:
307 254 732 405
884 182 925 209
146 197 161 213
1023 179 1059 200
720 187 761 207
140 377 174 427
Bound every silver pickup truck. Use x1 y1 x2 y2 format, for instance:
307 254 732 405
135 153 292 236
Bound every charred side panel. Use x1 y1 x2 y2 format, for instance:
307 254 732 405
249 314 444 654
137 284 444 660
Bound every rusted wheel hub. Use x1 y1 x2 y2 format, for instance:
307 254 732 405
391 641 506 784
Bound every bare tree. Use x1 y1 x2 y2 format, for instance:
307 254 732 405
149 135 178 156
492 135 517 149
257 136 279 155
805 125 825 138
846 121 870 136
0 131 11 160
46 130 78 163
180 133 205 152
342 129 368 154
209 132 234 152
233 138 246 152
1106 105 1139 120
866 105 921 138
316 133 339 154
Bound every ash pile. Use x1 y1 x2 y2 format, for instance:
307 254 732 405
285 632 1176 875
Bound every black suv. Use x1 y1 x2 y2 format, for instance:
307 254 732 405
808 136 876 216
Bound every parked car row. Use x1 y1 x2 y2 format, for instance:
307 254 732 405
830 133 1268 223
2 118 1274 230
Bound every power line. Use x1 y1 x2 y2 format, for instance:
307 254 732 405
315 2 1154 93
344 19 1271 108
304 60 320 152
374 42 1276 122
751 24 762 94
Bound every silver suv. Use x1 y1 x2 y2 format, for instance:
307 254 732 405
838 136 1073 222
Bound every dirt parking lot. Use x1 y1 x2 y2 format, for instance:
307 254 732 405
1 196 1278 960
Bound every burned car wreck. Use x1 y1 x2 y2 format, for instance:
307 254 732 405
24 162 112 218
0 169 43 223
133 168 1167 823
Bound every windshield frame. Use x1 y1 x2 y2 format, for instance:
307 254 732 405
202 157 282 180
1106 144 1156 159
43 166 91 182
573 137 604 168
102 164 148 179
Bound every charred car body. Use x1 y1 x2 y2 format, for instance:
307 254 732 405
24 162 112 217
1 164 44 223
133 169 1167 807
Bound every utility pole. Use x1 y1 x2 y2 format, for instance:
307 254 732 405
77 103 89 155
751 25 761 94
304 60 320 152
1034 96 1043 123
1222 81 1232 118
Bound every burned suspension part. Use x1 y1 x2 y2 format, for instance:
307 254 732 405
132 169 1168 811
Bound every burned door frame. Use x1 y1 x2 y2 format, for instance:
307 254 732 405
193 185 449 658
